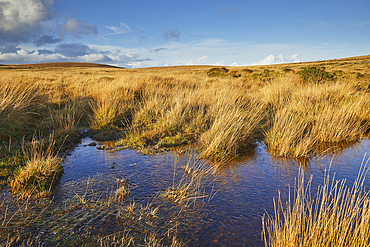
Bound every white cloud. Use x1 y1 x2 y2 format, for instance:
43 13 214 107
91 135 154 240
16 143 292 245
228 62 239 66
252 53 300 65
76 54 111 63
0 0 54 42
105 23 132 35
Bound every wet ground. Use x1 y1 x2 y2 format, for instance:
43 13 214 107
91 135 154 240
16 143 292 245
1 137 369 246
56 137 370 246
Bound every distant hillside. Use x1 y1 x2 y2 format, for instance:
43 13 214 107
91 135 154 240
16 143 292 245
0 62 123 69
0 55 369 69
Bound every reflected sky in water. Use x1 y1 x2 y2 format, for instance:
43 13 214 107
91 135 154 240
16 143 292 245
59 137 370 246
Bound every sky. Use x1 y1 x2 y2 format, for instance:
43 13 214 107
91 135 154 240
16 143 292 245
0 0 369 68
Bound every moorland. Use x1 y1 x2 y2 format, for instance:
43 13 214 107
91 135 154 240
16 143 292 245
1 55 370 246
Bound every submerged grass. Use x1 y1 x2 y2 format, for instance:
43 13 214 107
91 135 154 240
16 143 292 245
162 158 218 207
1 165 211 246
262 156 370 247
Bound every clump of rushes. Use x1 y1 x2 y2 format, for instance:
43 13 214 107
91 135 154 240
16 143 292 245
265 100 369 158
9 134 63 198
265 105 315 158
262 157 370 247
200 100 266 160
89 82 126 130
90 96 119 129
207 67 229 77
117 90 211 151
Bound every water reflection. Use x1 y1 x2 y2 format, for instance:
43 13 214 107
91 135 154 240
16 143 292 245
4 137 368 246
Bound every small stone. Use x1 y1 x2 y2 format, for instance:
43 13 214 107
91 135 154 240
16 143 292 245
96 145 105 150
88 142 97 146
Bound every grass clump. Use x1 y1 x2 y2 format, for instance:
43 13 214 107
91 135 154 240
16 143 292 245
9 135 63 198
265 84 369 158
262 157 370 247
200 100 266 160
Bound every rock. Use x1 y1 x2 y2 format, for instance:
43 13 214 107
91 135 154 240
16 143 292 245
96 145 105 150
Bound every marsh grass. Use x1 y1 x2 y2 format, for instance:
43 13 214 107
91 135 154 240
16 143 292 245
162 159 218 207
1 56 370 195
0 80 38 123
264 78 370 158
2 172 187 246
89 89 121 130
200 100 266 160
262 156 370 247
9 134 63 198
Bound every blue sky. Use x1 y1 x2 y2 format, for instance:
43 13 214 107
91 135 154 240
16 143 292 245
0 0 369 68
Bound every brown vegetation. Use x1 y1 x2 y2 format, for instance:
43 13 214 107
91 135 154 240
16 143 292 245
0 55 370 197
262 157 370 247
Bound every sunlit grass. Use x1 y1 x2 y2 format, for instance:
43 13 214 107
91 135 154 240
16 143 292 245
9 134 63 199
262 156 370 247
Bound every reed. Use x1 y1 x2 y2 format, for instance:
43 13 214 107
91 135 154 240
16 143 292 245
262 157 370 247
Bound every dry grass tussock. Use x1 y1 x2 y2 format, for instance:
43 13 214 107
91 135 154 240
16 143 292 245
262 156 370 247
9 134 63 198
1 56 369 162
264 77 370 157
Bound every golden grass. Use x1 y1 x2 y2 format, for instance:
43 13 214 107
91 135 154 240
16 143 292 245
200 99 266 159
1 55 369 162
264 78 370 158
262 157 370 247
0 55 369 244
9 134 63 198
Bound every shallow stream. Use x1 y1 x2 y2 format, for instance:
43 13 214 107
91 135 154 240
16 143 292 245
2 137 370 246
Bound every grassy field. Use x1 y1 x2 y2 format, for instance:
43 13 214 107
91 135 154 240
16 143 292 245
1 55 370 195
0 55 370 245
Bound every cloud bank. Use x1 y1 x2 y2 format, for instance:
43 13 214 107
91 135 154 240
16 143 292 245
0 43 153 67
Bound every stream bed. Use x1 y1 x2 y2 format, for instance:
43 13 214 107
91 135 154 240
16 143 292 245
2 137 370 246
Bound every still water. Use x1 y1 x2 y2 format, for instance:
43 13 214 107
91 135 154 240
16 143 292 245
56 137 370 246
